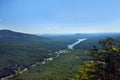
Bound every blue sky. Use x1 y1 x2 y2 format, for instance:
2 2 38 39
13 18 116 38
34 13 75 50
0 0 120 34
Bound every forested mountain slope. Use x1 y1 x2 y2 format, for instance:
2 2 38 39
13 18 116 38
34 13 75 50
0 30 120 79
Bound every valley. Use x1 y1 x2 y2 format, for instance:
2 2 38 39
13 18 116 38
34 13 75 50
0 34 87 80
0 30 120 80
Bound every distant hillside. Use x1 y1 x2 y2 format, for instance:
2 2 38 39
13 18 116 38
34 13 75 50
0 30 35 37
1 30 120 79
0 30 51 78
0 30 76 79
0 30 46 44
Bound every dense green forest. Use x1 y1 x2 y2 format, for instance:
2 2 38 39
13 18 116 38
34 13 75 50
71 38 120 80
9 50 91 80
0 30 84 78
0 30 120 80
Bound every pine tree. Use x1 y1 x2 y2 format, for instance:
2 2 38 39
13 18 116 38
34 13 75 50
89 38 120 80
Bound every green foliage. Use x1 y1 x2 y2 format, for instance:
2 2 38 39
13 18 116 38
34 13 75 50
9 50 90 80
73 38 120 80
90 38 120 80
0 30 77 78
1 30 120 80
71 61 97 80
71 37 120 80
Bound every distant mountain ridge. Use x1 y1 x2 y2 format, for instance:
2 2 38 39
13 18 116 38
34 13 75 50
0 30 46 44
0 30 38 38
0 30 50 78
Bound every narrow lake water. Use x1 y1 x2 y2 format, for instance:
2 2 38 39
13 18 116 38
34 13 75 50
67 38 87 50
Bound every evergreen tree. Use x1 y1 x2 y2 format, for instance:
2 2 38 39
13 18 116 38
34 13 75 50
89 38 120 80
72 38 120 80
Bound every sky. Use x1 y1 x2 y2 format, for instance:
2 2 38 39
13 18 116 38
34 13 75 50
0 0 120 34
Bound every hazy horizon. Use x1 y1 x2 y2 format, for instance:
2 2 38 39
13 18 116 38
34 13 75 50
1 29 120 35
0 0 120 34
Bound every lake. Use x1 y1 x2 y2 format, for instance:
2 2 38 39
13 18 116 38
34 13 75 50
67 38 87 50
